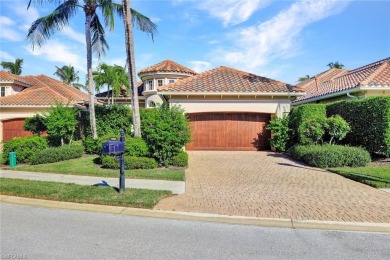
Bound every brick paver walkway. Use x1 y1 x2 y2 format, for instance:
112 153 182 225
155 151 390 223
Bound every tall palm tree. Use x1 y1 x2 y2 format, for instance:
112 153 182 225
327 61 344 69
297 75 310 83
27 0 156 139
54 65 86 90
122 0 156 137
1 58 23 75
93 63 128 104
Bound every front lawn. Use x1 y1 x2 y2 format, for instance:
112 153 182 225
329 166 390 188
0 178 172 208
3 155 185 181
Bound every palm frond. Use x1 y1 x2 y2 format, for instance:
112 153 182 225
27 0 78 48
90 14 109 58
130 8 157 40
98 0 116 31
28 0 66 9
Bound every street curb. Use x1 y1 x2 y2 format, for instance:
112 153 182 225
1 195 389 233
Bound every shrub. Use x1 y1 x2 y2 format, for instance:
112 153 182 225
326 115 350 144
83 133 119 154
102 155 158 169
289 104 326 145
266 116 290 152
125 137 149 157
29 145 83 165
298 115 328 145
45 102 78 146
287 144 371 168
327 97 390 156
2 136 48 164
23 114 47 136
167 151 188 167
141 104 191 165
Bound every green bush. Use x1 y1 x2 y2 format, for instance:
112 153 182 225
289 104 327 145
102 155 158 170
29 145 83 165
327 97 390 156
23 114 47 136
2 136 48 164
125 137 149 157
287 144 371 168
326 115 350 144
298 115 328 145
83 133 119 154
141 105 191 165
266 116 290 152
167 151 188 167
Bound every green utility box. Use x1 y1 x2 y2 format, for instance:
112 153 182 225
9 152 16 168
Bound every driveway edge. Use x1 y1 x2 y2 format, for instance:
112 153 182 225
1 195 389 233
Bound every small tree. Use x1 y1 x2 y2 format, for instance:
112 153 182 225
299 115 328 144
141 104 191 165
23 114 47 136
45 102 78 146
326 115 350 144
266 116 290 152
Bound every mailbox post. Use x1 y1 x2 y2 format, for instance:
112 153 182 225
102 129 125 193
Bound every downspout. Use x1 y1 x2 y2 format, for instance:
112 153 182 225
347 92 358 99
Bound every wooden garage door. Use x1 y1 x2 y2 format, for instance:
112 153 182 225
186 113 271 151
2 118 33 141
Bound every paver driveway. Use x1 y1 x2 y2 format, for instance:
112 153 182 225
155 151 390 223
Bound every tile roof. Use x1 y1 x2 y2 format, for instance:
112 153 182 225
0 70 33 86
0 70 90 106
158 66 303 94
138 60 197 76
295 57 390 103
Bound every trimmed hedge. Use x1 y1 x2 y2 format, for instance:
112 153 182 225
327 97 390 157
289 104 327 145
102 155 158 170
84 133 120 155
2 136 48 164
167 151 188 167
287 144 371 168
125 137 149 157
29 145 84 165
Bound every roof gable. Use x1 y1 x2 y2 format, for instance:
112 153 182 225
138 60 197 76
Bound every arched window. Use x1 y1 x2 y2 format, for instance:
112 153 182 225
149 101 156 108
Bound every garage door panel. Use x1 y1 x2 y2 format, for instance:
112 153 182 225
187 113 271 151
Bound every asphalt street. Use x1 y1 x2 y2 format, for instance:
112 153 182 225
1 203 389 260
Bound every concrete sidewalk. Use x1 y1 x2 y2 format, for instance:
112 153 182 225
0 170 185 194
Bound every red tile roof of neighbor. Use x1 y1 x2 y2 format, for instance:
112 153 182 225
294 57 390 103
138 60 197 76
158 66 303 94
0 70 90 106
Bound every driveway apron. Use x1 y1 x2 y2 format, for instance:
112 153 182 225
155 151 390 223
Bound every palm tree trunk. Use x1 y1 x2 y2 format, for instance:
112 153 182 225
122 0 141 137
86 14 98 139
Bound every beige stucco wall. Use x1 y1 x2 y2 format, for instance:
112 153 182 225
0 83 25 96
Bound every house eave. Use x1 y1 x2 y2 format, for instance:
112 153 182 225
158 91 306 98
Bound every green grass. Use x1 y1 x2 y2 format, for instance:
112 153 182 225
329 166 390 188
3 155 185 181
0 178 172 209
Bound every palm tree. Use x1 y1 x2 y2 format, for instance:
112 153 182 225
54 65 86 90
1 58 23 75
122 0 156 137
297 75 310 83
27 0 156 139
327 62 344 69
93 63 128 104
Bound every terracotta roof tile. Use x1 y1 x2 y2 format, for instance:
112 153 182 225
158 66 302 93
294 57 390 102
138 60 197 76
0 70 89 106
0 71 33 86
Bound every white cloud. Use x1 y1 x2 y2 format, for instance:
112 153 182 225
213 0 349 74
9 2 40 31
60 27 86 45
25 40 85 73
0 51 15 61
189 61 212 72
0 16 23 41
197 0 270 26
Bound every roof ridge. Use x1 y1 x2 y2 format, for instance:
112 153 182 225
348 57 390 74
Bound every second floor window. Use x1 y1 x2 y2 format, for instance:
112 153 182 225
0 87 5 97
158 79 163 86
169 79 175 83
148 80 153 90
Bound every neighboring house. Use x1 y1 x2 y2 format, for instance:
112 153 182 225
293 57 390 105
96 82 145 107
0 70 90 143
158 66 305 151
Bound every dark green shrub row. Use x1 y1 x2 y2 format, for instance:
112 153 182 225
101 155 158 170
2 136 48 164
327 97 390 156
287 144 371 168
29 145 84 165
167 152 188 167
289 104 326 145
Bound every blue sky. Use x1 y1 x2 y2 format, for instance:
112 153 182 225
1 0 389 85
